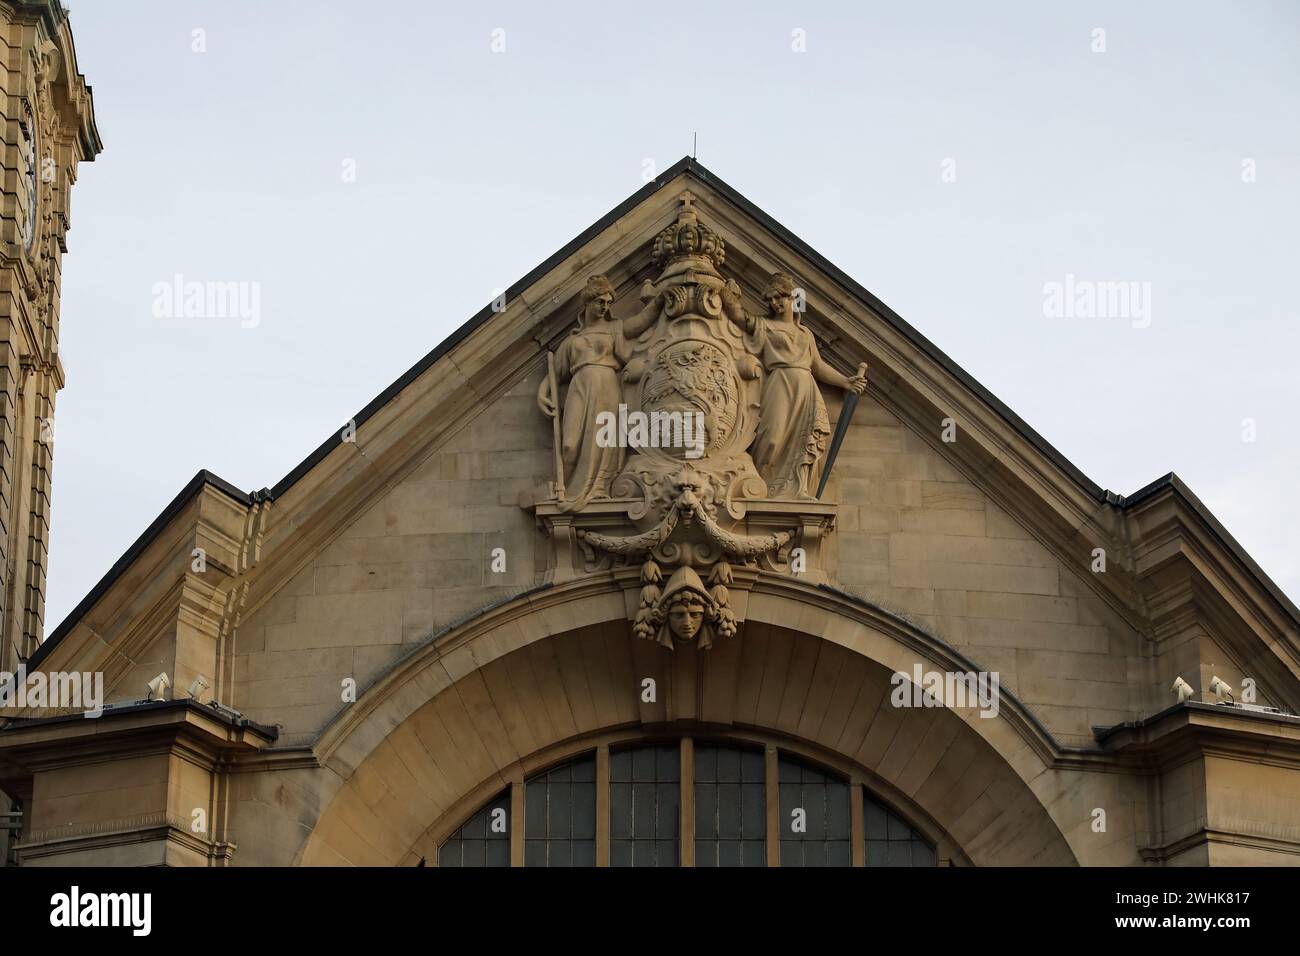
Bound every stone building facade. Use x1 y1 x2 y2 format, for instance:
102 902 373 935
0 0 99 865
1 9 1298 868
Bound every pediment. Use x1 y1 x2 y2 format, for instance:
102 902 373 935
29 158 1300 719
237 160 1145 639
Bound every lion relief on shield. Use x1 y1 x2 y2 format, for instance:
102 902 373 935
640 339 739 459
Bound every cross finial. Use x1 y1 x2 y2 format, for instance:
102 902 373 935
678 191 698 223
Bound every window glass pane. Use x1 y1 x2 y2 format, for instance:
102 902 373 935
610 840 631 867
828 783 850 837
866 839 888 866
695 783 718 839
695 745 717 781
865 798 888 839
573 776 596 839
549 781 572 839
525 781 546 836
777 755 849 867
657 746 680 780
695 743 765 867
718 783 741 837
656 839 677 867
717 747 741 782
633 748 657 782
463 840 485 867
549 840 573 868
610 782 632 839
610 744 680 867
632 783 656 838
863 790 936 867
523 753 597 867
438 790 510 867
608 743 686 868
742 782 765 836
610 749 631 782
778 758 802 784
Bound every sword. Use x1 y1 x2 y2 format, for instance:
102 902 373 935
816 362 868 499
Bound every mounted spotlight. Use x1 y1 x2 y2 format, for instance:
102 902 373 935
187 674 211 701
1209 675 1235 703
1171 676 1195 703
146 672 171 701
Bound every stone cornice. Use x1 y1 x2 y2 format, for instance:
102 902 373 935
18 815 237 866
1139 827 1300 863
1097 700 1300 773
0 699 276 790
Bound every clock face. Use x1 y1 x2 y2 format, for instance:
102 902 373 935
20 110 37 251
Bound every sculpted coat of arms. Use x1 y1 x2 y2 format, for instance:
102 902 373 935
533 194 867 650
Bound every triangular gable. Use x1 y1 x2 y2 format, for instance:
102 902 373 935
32 159 1300 696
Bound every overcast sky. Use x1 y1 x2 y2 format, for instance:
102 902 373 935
46 0 1300 630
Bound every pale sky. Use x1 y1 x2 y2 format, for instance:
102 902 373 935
45 0 1300 631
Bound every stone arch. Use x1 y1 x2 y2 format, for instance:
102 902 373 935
296 580 1078 866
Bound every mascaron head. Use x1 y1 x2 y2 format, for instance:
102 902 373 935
657 565 713 645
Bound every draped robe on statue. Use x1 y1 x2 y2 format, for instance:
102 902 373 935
749 318 830 498
554 326 631 511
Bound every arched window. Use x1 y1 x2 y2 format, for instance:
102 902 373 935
865 790 936 866
525 753 596 867
694 743 766 867
609 744 679 867
778 755 851 866
437 789 509 867
434 737 941 867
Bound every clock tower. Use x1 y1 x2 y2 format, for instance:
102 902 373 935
0 2 99 677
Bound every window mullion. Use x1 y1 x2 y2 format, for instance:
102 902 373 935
764 744 779 867
850 772 866 867
510 778 524 867
680 737 695 867
596 744 610 867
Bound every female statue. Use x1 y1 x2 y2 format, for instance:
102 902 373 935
723 273 867 498
537 275 661 510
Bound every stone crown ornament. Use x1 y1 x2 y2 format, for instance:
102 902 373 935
650 193 726 272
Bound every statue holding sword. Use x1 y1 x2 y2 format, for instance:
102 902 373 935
721 272 867 499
